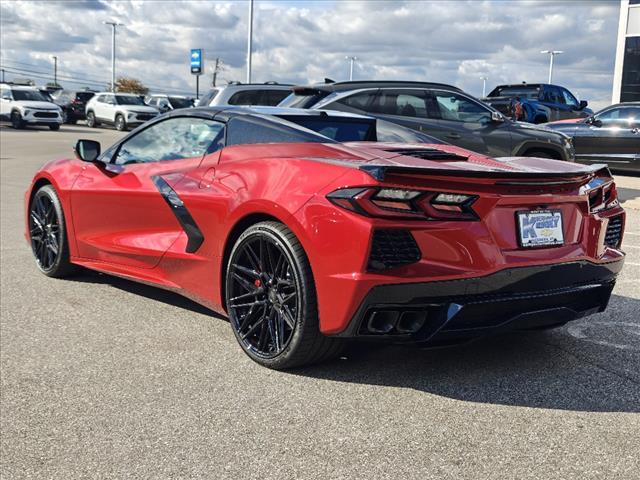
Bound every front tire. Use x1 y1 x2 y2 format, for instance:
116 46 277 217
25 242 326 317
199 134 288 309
225 221 342 369
11 111 25 129
49 124 60 131
29 185 78 278
115 114 127 131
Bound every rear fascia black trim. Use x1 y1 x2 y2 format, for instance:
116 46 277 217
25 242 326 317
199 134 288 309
151 176 204 253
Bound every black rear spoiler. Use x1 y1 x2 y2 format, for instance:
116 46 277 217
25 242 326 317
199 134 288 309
359 163 611 182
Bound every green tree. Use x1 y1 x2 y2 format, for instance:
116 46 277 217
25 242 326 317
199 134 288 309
114 77 149 95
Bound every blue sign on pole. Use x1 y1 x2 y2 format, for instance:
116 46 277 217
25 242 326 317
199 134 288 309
190 49 203 75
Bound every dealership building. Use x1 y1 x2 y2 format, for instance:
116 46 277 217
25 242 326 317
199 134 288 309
613 0 640 102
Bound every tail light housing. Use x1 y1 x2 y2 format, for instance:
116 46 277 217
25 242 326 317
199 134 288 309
327 187 478 220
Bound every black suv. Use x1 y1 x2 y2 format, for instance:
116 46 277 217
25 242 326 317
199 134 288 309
52 90 96 124
279 81 574 160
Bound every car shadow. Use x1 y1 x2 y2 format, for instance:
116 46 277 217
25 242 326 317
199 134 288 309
291 294 640 413
618 186 640 203
0 124 103 134
68 269 218 317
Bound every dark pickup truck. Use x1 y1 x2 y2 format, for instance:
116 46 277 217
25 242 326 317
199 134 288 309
483 83 593 124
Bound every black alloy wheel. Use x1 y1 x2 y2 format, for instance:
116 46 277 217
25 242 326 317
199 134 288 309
29 185 77 278
226 222 342 369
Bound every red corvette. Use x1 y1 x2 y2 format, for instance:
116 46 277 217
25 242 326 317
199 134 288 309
25 107 626 369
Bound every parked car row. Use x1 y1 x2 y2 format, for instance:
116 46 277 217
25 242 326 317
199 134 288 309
0 83 63 130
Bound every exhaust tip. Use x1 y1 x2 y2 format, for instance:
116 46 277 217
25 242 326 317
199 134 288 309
367 311 399 334
396 311 427 333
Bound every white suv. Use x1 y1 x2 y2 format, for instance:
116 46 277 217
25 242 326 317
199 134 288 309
196 82 292 107
0 84 63 130
85 92 159 131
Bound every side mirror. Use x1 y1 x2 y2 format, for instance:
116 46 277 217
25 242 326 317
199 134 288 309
586 116 602 127
578 100 588 110
490 111 505 123
74 139 101 162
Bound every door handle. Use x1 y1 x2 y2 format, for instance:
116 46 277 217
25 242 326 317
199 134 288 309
445 133 461 139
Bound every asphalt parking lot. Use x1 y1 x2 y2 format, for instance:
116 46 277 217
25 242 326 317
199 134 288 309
1 125 639 479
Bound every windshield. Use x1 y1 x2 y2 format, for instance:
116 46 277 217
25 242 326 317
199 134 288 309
115 95 145 105
281 117 375 141
169 97 193 109
12 89 48 102
489 86 540 99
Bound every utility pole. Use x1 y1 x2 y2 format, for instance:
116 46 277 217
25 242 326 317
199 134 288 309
345 56 357 81
480 76 488 97
246 0 253 83
1 69 4 83
212 57 220 86
50 55 58 86
103 21 124 91
540 50 563 84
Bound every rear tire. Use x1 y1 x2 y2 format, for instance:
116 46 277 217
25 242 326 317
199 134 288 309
225 221 343 369
86 111 97 128
28 185 78 278
533 115 547 124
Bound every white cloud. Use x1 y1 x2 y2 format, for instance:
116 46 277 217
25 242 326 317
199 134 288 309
0 0 620 110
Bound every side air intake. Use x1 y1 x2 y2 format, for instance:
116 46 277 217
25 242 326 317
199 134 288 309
368 229 421 271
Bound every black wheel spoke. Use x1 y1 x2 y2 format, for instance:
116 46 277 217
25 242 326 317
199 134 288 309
228 231 300 358
30 192 62 272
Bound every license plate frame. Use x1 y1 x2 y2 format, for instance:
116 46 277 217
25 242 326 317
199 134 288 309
516 209 564 248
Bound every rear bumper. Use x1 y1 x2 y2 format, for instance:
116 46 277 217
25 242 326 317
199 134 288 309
332 259 623 344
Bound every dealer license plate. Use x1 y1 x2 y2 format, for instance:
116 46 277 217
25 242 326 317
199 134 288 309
517 210 564 248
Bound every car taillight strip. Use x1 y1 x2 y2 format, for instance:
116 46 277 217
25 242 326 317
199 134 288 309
327 187 478 220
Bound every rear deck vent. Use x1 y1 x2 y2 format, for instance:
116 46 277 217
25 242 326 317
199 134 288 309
368 229 421 271
604 216 623 248
385 148 468 162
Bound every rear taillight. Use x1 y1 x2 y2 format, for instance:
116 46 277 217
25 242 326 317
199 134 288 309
580 178 619 213
327 187 478 220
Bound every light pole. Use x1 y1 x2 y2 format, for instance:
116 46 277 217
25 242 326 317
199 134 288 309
480 76 488 97
345 56 357 81
540 50 563 84
50 55 58 86
103 21 124 91
246 0 254 83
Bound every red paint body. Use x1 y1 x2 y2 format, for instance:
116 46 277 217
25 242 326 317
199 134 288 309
25 141 625 334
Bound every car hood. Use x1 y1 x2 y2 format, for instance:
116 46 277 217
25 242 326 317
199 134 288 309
16 101 60 110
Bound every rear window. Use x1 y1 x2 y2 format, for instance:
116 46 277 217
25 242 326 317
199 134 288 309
226 116 336 146
489 86 540 99
281 117 375 142
228 90 264 106
76 92 94 102
168 97 193 109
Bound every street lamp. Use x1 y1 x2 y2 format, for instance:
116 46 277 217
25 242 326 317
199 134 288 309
540 50 563 84
345 56 358 81
480 76 488 97
246 0 254 83
50 55 58 86
103 21 124 92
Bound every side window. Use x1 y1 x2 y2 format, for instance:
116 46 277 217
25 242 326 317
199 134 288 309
198 89 218 106
228 90 264 106
1 88 12 100
113 117 225 165
547 87 564 104
597 107 640 127
262 90 290 106
370 90 429 118
433 91 491 123
337 91 377 112
96 95 105 103
561 88 578 108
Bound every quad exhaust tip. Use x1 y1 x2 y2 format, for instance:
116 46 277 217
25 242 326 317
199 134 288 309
366 310 427 334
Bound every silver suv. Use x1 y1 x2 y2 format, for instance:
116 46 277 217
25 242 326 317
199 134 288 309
197 82 292 108
85 92 159 131
0 83 63 130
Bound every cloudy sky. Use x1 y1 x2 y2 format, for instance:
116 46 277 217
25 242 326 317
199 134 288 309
0 0 621 110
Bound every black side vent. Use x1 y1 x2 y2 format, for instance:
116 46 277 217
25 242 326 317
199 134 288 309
368 230 421 271
385 148 468 161
604 216 623 248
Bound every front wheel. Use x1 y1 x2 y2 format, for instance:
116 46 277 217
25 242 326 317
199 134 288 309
225 221 342 369
115 114 127 131
49 124 60 131
11 111 25 129
28 185 78 278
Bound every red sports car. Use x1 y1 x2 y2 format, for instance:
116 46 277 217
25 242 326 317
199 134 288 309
25 107 626 369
